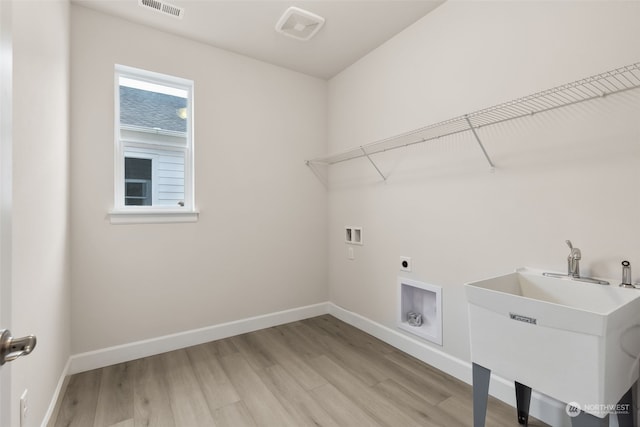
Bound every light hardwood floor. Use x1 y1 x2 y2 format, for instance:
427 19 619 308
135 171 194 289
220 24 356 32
51 315 548 427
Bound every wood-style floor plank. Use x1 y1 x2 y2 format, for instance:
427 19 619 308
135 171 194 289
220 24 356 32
310 383 381 427
381 352 455 406
308 354 423 427
132 354 176 427
208 337 239 357
52 315 550 427
302 320 392 387
304 315 396 355
273 321 329 359
258 363 339 427
219 352 297 427
229 331 276 371
385 350 472 401
159 349 216 426
212 401 257 427
93 362 134 427
107 419 134 427
374 378 466 427
54 369 102 427
185 342 240 411
256 327 327 390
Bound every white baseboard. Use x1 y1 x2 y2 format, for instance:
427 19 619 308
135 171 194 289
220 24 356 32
328 302 570 427
41 357 71 427
68 302 329 375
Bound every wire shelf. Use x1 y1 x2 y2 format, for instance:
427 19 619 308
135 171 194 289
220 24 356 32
306 62 640 177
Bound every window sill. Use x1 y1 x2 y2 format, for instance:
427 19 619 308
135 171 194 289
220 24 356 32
109 209 199 224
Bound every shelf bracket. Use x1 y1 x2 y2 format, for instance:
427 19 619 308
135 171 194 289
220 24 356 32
360 147 387 181
464 115 495 170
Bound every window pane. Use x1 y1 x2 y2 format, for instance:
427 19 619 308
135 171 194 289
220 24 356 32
119 78 187 134
125 157 152 180
125 158 152 206
125 182 147 197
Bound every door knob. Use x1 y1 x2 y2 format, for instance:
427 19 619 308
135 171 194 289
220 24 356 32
0 329 36 365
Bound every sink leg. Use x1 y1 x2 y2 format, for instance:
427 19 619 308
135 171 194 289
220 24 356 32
472 363 491 427
569 410 609 427
515 382 532 426
617 385 636 427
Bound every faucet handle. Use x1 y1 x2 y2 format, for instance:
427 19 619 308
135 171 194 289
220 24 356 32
566 240 581 258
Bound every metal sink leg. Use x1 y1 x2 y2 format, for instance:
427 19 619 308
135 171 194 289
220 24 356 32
515 382 532 425
472 363 491 427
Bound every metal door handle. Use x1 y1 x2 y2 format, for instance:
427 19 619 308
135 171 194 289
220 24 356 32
0 329 36 365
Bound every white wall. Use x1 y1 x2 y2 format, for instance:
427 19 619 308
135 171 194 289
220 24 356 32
11 1 71 426
70 6 327 354
328 0 640 378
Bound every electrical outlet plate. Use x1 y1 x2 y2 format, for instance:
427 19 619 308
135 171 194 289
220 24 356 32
400 256 411 272
20 389 27 427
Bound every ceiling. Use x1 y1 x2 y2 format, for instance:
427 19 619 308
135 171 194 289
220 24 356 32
71 0 444 79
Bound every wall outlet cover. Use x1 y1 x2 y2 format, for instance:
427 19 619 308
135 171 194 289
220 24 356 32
20 389 28 427
400 256 411 272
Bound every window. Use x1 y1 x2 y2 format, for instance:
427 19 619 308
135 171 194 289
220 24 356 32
112 65 196 223
124 157 152 206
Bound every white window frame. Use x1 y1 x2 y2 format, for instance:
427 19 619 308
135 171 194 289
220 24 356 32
111 65 197 224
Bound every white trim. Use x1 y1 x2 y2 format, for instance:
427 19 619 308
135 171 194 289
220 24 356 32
328 303 570 427
116 64 192 91
108 209 199 224
40 358 71 427
68 302 329 375
0 2 12 425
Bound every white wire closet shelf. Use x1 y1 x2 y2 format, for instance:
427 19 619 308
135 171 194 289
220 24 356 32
306 62 640 180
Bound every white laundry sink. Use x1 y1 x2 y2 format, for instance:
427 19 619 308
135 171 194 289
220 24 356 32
465 268 640 416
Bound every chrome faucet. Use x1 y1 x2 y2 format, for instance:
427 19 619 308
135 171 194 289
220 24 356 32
543 240 610 285
566 240 581 278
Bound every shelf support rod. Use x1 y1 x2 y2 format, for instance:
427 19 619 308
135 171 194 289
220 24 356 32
465 115 495 170
360 147 387 181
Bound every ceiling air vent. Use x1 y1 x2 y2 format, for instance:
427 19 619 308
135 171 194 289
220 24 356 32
138 0 184 19
275 7 325 41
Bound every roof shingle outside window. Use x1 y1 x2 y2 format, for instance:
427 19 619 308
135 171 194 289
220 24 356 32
119 86 187 133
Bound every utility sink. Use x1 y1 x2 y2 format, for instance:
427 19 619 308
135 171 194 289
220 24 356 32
465 268 640 417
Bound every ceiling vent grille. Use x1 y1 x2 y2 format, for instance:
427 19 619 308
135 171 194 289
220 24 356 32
275 7 325 41
138 0 184 19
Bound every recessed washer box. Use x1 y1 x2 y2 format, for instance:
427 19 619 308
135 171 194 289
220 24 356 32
398 277 442 345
